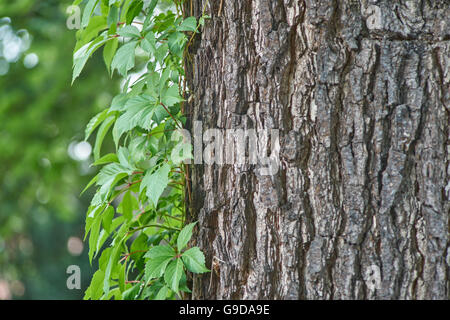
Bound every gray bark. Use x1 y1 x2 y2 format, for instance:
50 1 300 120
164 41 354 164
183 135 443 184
184 0 449 299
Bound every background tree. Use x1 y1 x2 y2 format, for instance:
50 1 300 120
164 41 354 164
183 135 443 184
185 0 449 299
0 0 119 299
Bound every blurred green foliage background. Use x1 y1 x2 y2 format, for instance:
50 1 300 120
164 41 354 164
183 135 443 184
0 0 118 299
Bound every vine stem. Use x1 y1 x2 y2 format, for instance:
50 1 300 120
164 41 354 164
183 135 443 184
218 0 224 17
181 0 209 227
186 0 209 50
160 102 182 128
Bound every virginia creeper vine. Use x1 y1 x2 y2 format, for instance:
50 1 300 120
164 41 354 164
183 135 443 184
71 0 209 300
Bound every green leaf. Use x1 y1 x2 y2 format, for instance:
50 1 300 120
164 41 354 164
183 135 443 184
111 40 137 77
118 263 126 293
199 15 210 27
102 205 115 233
110 93 128 111
144 245 175 280
95 228 109 256
75 16 107 51
108 0 121 6
155 286 169 300
72 37 108 84
94 115 115 160
179 272 191 293
145 245 176 260
130 233 148 269
159 67 171 93
164 258 184 294
103 38 119 74
167 31 187 58
85 109 108 141
182 247 209 273
96 163 133 203
104 240 122 294
80 174 98 195
140 163 170 207
126 0 144 25
120 191 133 221
177 222 197 251
146 0 158 18
112 95 156 145
122 283 140 300
85 269 105 300
107 5 119 27
97 163 133 185
154 42 169 64
161 84 183 107
88 213 102 263
117 25 141 38
178 17 197 32
77 0 211 302
117 146 133 169
98 247 112 271
141 31 156 54
91 153 119 166
81 0 100 28
85 204 105 239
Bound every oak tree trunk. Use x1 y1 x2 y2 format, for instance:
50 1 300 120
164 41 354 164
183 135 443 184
184 0 449 299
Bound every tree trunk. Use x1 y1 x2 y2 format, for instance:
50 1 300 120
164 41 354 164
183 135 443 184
184 0 449 300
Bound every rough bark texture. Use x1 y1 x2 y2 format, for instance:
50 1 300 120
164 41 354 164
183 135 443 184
184 0 449 299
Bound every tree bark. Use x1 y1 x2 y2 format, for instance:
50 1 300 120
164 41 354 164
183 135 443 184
184 0 449 299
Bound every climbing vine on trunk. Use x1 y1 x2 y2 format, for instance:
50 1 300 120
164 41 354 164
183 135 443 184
71 0 209 300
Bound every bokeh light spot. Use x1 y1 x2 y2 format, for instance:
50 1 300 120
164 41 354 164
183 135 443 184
67 237 84 256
